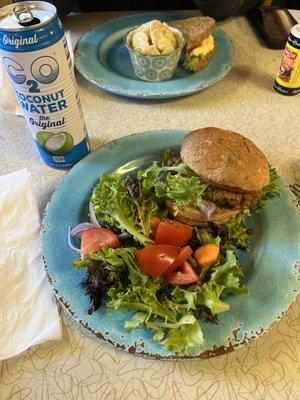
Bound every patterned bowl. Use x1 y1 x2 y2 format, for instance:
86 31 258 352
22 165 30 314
124 27 185 82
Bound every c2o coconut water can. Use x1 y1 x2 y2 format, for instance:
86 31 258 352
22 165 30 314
0 1 90 168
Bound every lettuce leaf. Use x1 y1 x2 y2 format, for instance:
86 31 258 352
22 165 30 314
124 311 148 331
165 173 207 208
107 280 178 321
210 250 248 296
162 319 204 353
73 257 94 270
225 167 281 249
137 161 207 208
195 227 221 247
252 167 281 211
91 175 153 245
124 309 204 354
123 176 159 237
107 278 205 354
226 211 250 249
183 55 202 72
172 283 229 316
196 282 230 315
89 247 148 286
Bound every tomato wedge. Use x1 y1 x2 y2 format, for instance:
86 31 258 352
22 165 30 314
154 219 193 247
164 261 199 285
80 228 120 257
150 216 161 237
161 245 193 277
135 244 179 278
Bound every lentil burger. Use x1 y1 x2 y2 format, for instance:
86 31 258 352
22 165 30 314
166 127 270 226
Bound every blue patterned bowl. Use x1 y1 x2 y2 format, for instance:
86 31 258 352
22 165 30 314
124 27 185 82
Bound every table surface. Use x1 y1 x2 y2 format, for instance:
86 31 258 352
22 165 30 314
0 11 299 400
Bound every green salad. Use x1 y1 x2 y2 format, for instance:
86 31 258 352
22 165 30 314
69 150 280 354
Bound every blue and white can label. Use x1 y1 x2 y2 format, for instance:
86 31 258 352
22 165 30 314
0 2 90 168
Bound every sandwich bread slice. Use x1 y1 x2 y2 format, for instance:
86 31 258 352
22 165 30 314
169 16 216 72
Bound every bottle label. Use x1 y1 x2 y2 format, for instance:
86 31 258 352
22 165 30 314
275 42 300 89
0 27 89 168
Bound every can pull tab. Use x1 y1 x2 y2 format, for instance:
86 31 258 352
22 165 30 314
13 4 34 24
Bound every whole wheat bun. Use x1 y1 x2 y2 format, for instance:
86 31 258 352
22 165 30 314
181 128 270 193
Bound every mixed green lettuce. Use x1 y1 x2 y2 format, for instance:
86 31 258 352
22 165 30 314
91 175 155 245
74 243 246 354
91 161 207 246
73 152 280 354
138 161 207 208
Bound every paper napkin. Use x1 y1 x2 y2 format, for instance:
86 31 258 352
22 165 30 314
0 169 62 361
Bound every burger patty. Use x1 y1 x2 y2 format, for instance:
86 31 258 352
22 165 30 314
203 186 262 209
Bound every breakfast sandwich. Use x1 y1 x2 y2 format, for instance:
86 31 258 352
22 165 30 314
170 16 216 72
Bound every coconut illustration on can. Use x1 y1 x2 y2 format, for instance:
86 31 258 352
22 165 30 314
37 131 74 156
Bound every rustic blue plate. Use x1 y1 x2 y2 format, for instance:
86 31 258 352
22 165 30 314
74 13 234 99
41 130 300 360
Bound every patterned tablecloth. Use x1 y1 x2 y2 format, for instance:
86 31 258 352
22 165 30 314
0 11 299 400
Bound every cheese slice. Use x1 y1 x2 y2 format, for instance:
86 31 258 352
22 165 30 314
190 35 214 57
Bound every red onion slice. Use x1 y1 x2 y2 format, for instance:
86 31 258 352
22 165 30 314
70 222 97 238
68 226 81 254
199 200 216 219
89 201 101 227
118 232 130 239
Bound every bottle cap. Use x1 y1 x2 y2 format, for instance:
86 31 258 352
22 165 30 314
291 24 300 40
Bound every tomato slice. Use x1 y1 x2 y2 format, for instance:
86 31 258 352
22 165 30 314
150 216 161 237
80 228 120 257
135 244 179 278
164 261 199 285
161 245 193 277
154 219 193 247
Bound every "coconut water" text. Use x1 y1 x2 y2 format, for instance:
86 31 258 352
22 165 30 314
15 89 67 114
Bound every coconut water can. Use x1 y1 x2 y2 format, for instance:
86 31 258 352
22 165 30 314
0 1 90 168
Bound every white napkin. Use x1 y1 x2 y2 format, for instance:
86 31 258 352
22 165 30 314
0 169 62 361
0 31 74 116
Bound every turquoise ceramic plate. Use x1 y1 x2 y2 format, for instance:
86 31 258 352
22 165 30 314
41 130 300 360
74 13 234 99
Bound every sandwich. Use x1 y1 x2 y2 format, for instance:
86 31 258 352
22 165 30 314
169 16 216 72
165 127 270 227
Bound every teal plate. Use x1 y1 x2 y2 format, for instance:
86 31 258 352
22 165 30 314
74 13 234 99
41 130 300 360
